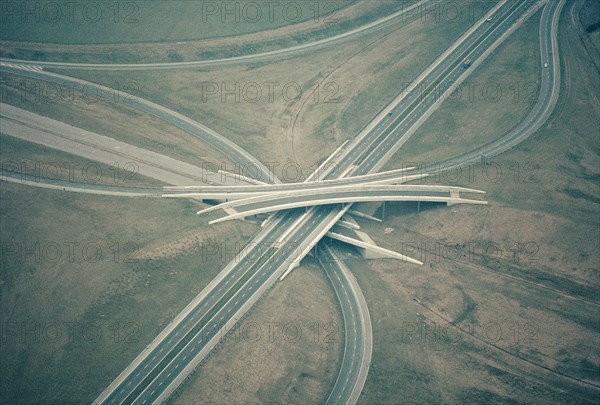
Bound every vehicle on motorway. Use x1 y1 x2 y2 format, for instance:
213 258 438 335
486 17 493 22
544 62 549 68
463 59 472 69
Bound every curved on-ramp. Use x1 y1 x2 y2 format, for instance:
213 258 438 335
426 0 566 175
318 243 372 405
0 1 434 70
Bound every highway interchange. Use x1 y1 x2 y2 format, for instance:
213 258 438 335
0 0 568 403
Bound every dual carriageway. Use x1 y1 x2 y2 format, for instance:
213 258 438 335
0 0 567 403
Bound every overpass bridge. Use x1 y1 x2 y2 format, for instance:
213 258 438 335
166 184 487 223
161 167 426 199
0 0 566 403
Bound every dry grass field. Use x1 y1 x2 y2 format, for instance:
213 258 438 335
0 1 404 63
1 0 598 403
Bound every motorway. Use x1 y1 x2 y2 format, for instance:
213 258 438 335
0 67 278 184
430 0 564 172
0 0 565 403
0 103 244 186
127 1 550 403
95 209 305 404
2 0 563 196
318 244 372 405
133 206 349 404
320 0 542 179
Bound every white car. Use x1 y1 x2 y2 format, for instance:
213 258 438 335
544 62 549 68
